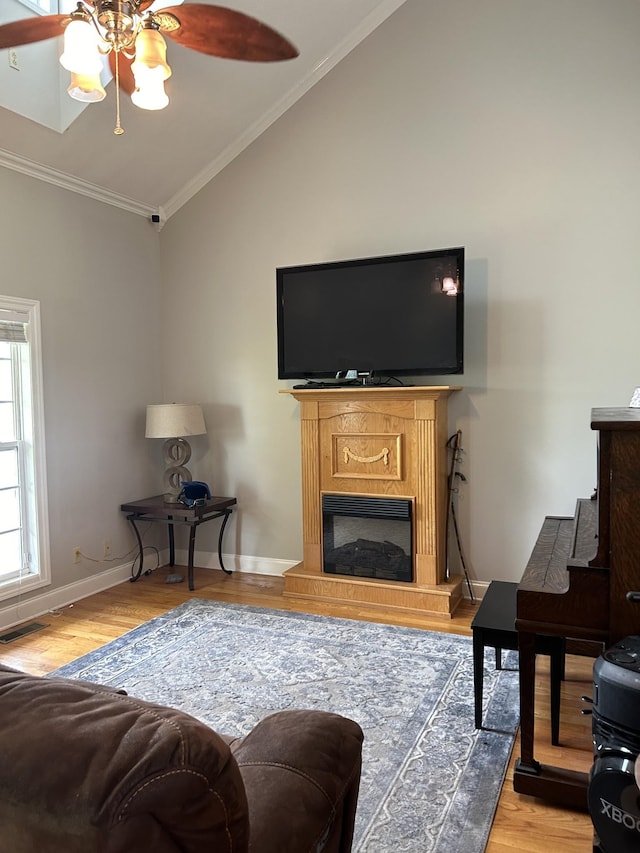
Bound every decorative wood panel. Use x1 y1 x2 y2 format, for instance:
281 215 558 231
319 410 414 495
331 433 402 480
319 399 417 420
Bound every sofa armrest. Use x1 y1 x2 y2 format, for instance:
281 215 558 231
231 709 363 853
0 665 250 853
1 664 127 695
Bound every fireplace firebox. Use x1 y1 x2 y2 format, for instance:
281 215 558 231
322 494 412 582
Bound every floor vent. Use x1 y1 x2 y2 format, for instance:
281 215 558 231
0 621 48 644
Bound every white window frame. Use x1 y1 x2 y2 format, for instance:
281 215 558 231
16 0 56 14
0 296 50 601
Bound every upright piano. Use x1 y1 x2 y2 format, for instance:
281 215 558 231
514 407 640 808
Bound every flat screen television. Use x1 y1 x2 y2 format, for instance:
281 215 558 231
276 246 464 382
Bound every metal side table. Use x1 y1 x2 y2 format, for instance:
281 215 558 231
120 494 237 591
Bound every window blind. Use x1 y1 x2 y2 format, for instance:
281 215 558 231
0 313 28 344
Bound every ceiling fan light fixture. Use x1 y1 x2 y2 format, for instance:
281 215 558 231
0 1 299 134
132 26 171 81
67 71 107 103
131 26 171 111
59 18 102 76
131 67 169 110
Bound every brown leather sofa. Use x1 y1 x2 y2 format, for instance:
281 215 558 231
0 664 363 852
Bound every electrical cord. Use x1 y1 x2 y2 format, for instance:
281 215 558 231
74 524 159 575
74 543 139 564
129 545 160 580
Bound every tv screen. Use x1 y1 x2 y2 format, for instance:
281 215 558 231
276 247 464 381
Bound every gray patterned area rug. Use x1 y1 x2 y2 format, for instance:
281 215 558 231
51 599 519 852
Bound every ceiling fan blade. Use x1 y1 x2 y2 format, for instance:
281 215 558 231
160 4 298 62
0 14 66 49
108 51 136 96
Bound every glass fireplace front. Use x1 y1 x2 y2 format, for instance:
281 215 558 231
322 494 413 582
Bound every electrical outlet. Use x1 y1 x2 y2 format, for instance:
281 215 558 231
103 539 112 558
8 50 19 71
73 547 81 564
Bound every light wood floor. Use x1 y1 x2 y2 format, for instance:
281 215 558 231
0 566 595 851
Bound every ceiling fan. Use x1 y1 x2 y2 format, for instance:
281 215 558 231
0 1 298 134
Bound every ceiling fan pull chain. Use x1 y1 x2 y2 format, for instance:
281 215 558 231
113 49 124 136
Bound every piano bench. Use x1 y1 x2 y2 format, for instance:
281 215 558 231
471 580 565 745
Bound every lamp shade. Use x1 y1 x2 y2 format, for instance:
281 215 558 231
131 27 171 110
131 69 170 111
68 72 107 103
132 28 171 80
60 19 103 75
145 403 206 439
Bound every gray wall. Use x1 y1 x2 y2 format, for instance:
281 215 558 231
0 167 162 614
2 0 640 612
159 0 640 584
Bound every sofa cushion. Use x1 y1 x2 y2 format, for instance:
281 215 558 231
0 665 249 853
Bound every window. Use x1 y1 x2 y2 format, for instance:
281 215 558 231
0 296 50 600
17 0 57 13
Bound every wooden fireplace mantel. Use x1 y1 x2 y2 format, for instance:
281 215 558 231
280 385 463 618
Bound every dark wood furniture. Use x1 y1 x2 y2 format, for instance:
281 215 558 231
120 495 237 591
471 580 565 743
514 408 640 808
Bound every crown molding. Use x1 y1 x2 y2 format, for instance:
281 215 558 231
0 147 159 220
0 0 406 223
162 0 408 219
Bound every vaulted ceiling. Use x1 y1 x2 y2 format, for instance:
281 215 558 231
0 0 407 221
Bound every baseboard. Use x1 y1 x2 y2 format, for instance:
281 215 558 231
186 553 492 597
0 550 492 634
0 552 298 632
173 549 297 577
465 579 490 601
0 561 136 633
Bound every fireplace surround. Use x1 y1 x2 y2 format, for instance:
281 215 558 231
280 386 462 618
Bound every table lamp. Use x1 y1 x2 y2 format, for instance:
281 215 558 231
145 403 206 502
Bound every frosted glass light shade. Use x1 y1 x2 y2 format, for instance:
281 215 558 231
60 19 102 75
145 404 206 439
132 28 171 79
67 72 106 103
132 29 171 111
131 69 169 110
